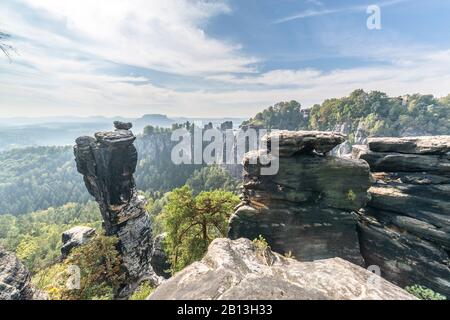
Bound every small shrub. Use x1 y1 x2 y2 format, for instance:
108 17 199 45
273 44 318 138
252 235 269 251
32 234 124 300
252 235 276 266
405 285 446 300
347 189 357 202
130 281 155 300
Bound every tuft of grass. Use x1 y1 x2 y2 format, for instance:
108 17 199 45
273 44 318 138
284 251 295 259
252 235 269 251
405 285 446 300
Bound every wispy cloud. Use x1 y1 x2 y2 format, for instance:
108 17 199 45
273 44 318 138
273 0 412 24
1 0 258 76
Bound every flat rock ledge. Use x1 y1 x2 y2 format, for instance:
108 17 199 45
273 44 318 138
147 238 415 300
263 130 346 157
368 136 450 155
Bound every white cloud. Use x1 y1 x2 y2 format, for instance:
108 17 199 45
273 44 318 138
273 0 412 24
0 0 449 119
3 0 258 75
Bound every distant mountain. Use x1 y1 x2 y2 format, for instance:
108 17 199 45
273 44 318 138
133 114 175 132
0 114 246 151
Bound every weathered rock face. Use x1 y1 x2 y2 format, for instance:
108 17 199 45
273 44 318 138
368 136 450 155
0 246 36 300
229 131 371 266
354 136 450 297
74 122 160 297
61 226 96 259
150 233 171 279
148 238 415 300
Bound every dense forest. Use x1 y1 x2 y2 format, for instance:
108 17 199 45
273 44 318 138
0 202 101 273
0 147 90 215
0 182 239 299
0 127 234 215
2 90 449 216
242 90 450 138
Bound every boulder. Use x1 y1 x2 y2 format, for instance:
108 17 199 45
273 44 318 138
150 233 171 279
61 226 96 259
0 246 38 300
148 238 416 300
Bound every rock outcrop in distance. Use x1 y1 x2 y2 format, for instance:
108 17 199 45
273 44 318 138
74 122 161 297
354 136 450 297
148 238 415 300
229 130 371 266
0 246 45 300
61 226 96 259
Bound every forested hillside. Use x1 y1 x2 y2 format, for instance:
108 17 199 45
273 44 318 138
0 127 236 215
0 201 101 273
0 146 90 215
242 90 450 138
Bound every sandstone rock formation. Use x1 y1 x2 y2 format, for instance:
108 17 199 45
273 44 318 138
0 246 39 300
150 233 171 279
74 122 161 297
229 130 371 266
61 226 96 259
148 238 415 300
354 136 450 297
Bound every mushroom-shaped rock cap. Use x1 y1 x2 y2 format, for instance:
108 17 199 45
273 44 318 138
94 130 135 145
262 130 346 157
114 121 133 130
368 136 450 155
75 136 96 146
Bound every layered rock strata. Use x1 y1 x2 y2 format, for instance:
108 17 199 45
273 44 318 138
74 122 161 296
354 136 450 296
148 238 415 300
228 131 371 265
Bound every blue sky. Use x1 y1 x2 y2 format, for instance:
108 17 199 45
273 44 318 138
0 0 450 118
